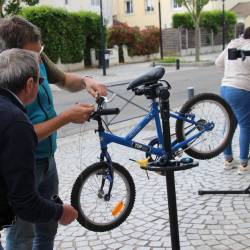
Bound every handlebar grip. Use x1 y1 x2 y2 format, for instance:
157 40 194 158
134 89 144 95
51 194 63 205
99 108 120 115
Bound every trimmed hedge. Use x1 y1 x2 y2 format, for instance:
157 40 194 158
201 10 236 36
20 6 103 65
173 10 237 36
78 11 107 66
172 13 193 30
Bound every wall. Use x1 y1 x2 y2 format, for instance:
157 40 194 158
224 0 250 11
90 45 160 65
114 0 249 29
56 58 85 72
90 46 119 67
122 45 160 63
114 0 229 29
180 45 222 57
114 0 158 28
245 16 250 28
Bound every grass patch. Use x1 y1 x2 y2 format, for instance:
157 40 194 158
158 57 179 63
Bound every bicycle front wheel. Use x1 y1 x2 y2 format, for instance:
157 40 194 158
71 162 135 232
176 93 236 160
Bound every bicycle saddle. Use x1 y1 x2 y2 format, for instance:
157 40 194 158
127 66 165 90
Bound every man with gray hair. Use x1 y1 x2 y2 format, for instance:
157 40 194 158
0 49 78 249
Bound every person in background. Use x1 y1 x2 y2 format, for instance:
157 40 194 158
0 49 78 249
215 27 250 175
0 16 107 250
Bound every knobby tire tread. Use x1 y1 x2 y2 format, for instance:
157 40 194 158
71 162 136 232
175 93 236 159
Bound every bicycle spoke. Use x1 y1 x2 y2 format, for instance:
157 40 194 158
77 166 131 226
182 99 231 155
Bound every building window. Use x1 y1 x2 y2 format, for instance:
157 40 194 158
91 0 100 6
145 0 154 12
125 0 133 14
173 0 181 9
65 0 68 5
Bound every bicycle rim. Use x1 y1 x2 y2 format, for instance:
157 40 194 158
77 166 132 228
180 99 232 157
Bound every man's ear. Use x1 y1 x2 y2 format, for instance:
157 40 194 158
24 77 34 94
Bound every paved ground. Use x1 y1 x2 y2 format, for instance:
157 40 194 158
50 120 250 250
53 52 223 138
52 52 221 91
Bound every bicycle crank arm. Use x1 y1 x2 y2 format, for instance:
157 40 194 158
147 161 199 172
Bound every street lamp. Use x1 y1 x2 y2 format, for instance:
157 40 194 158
158 0 163 59
222 0 225 50
100 0 106 76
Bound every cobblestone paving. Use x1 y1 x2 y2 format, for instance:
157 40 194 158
53 121 250 250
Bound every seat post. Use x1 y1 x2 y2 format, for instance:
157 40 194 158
159 87 172 159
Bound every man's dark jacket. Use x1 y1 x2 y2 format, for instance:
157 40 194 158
0 88 63 229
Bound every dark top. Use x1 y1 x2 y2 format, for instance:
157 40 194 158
0 88 63 229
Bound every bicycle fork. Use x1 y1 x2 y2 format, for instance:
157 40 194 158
98 149 114 202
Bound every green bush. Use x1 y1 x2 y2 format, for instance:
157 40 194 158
20 6 102 65
173 10 237 37
200 10 221 33
77 11 106 66
200 10 237 36
172 13 193 29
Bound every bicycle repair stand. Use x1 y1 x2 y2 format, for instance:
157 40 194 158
198 185 250 195
198 166 250 194
199 168 250 195
146 86 198 250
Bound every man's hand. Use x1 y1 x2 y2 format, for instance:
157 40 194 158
60 103 94 124
59 204 78 226
83 77 107 98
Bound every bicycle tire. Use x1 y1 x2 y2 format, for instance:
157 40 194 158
71 162 135 232
175 93 236 160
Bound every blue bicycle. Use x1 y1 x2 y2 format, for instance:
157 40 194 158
71 67 235 232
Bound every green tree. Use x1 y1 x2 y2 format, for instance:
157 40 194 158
0 0 39 17
176 0 209 61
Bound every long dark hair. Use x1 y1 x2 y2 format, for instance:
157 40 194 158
244 27 250 39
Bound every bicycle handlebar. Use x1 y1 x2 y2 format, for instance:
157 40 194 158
92 108 120 118
51 194 63 204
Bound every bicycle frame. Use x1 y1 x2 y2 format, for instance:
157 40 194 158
98 100 214 161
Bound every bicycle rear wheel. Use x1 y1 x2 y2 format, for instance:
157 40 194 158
176 93 236 160
71 162 135 232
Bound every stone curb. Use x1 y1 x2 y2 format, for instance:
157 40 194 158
153 61 215 67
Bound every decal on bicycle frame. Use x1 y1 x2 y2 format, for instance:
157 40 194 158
132 142 150 152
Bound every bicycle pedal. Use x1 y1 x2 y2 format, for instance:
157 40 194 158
180 157 193 165
130 157 150 168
